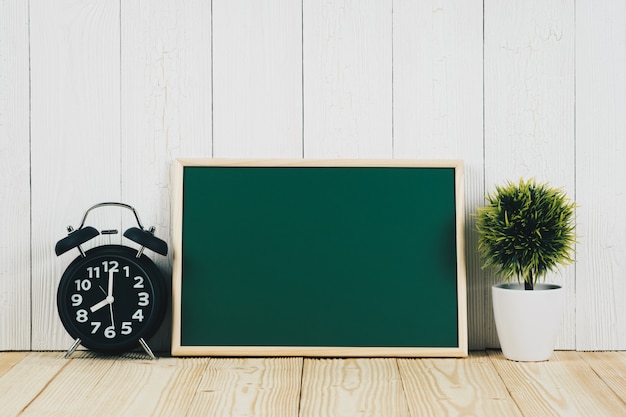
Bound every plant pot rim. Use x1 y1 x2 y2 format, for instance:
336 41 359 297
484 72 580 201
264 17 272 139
493 283 562 291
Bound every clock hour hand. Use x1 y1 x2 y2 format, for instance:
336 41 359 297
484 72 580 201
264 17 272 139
89 293 115 313
90 298 109 313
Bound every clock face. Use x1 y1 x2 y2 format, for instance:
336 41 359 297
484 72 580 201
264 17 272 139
57 245 166 353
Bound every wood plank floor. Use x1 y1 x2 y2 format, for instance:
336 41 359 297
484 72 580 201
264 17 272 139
0 351 624 417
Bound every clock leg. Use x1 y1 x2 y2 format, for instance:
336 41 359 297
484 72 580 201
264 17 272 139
64 337 82 359
138 337 156 360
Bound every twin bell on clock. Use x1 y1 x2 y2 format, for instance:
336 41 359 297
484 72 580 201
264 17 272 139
54 202 168 359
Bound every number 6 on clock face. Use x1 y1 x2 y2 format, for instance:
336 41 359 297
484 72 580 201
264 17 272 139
57 245 166 353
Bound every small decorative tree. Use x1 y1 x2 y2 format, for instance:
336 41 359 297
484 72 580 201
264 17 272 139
475 178 577 290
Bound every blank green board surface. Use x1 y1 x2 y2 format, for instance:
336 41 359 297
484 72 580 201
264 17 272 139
172 159 467 357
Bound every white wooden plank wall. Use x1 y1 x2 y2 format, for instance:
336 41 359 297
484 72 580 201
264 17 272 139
0 0 30 350
213 0 302 158
0 0 624 351
484 0 576 349
29 0 122 350
303 0 392 158
576 0 626 350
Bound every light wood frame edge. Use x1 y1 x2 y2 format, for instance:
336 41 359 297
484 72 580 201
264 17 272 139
171 158 467 357
171 346 467 357
171 159 185 356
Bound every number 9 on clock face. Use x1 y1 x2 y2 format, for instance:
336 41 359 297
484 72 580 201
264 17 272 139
57 245 166 353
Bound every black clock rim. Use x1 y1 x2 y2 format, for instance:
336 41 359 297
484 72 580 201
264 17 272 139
57 245 167 353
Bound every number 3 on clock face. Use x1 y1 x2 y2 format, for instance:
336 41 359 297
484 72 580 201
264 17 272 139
57 245 166 353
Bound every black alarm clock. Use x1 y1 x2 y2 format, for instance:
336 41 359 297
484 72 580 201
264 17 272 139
55 202 168 359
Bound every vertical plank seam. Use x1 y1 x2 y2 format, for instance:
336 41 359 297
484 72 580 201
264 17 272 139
301 0 305 158
481 0 486 193
183 358 214 417
210 0 214 158
572 0 578 351
395 359 414 417
119 0 124 232
481 0 488 350
579 353 626 408
296 357 305 417
390 0 394 158
119 0 123 204
28 0 34 352
486 350 527 417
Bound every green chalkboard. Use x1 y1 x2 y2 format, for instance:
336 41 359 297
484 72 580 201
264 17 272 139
172 159 467 357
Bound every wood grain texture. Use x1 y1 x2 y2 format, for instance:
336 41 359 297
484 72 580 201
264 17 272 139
212 0 302 158
0 352 68 417
488 350 626 417
1 353 209 417
580 352 626 404
186 357 302 417
121 0 213 352
18 352 117 417
303 0 393 158
300 358 409 417
392 0 484 350
0 351 27 378
149 357 211 417
575 0 626 350
484 0 576 349
20 354 209 417
176 157 463 167
29 0 122 350
398 353 523 416
4 352 626 416
0 0 31 350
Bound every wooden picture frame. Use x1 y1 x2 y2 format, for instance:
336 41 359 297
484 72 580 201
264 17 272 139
172 159 467 357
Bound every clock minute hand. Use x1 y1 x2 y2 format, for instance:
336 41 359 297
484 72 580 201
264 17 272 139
107 269 114 298
106 269 116 327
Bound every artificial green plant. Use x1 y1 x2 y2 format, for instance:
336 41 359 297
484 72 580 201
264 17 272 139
475 178 577 290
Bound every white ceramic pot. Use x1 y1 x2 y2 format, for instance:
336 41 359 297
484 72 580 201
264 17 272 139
492 283 564 362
